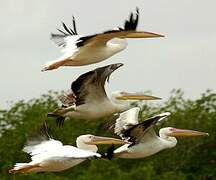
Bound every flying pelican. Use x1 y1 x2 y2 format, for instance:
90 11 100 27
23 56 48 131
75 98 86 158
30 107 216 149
106 107 209 159
9 127 127 173
47 63 161 127
42 8 164 71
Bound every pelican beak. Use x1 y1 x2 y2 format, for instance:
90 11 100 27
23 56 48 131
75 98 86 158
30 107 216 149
116 92 161 101
125 31 164 38
168 128 209 137
86 136 128 145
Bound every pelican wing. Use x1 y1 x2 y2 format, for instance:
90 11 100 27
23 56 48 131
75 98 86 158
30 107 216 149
47 71 99 127
124 112 170 145
23 122 62 157
50 16 96 59
50 17 83 62
114 107 140 139
76 9 139 47
51 16 79 48
24 139 100 163
23 139 63 157
71 67 109 106
75 8 162 48
139 128 158 143
51 9 139 50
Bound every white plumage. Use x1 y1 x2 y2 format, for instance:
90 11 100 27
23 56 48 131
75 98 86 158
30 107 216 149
10 137 99 173
42 9 164 71
44 35 81 68
9 134 127 173
110 108 208 159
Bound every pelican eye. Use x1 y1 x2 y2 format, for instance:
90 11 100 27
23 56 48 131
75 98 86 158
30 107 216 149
89 135 94 139
169 128 176 132
120 91 127 96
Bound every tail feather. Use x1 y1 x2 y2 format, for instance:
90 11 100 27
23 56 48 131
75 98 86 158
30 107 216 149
9 163 40 174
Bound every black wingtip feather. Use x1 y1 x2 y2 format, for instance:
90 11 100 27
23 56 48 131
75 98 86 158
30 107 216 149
57 28 68 35
136 7 139 14
104 8 140 34
124 8 139 31
52 17 78 38
50 33 67 47
72 16 78 34
62 22 73 35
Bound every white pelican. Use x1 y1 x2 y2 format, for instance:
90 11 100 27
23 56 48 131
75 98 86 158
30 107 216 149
9 133 126 173
42 8 164 71
107 107 209 159
47 63 161 127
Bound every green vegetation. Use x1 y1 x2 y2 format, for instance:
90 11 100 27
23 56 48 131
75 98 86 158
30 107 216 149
0 90 215 180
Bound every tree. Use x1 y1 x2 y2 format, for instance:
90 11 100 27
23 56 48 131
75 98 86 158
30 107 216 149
0 90 215 180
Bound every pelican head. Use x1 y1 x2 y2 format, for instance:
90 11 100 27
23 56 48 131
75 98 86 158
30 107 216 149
95 63 123 83
159 127 209 140
111 90 161 103
158 127 209 149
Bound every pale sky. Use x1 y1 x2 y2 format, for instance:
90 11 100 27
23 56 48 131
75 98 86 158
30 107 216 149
1 0 216 109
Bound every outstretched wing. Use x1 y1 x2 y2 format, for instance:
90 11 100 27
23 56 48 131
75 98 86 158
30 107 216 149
76 8 162 48
23 139 63 158
51 9 138 49
71 70 97 106
71 65 112 106
51 16 79 48
123 112 171 145
55 67 107 107
76 8 140 48
23 122 63 157
50 17 82 61
114 107 140 139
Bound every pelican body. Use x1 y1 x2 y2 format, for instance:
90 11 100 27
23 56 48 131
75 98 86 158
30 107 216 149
42 8 164 71
48 63 161 126
110 107 209 159
9 134 126 173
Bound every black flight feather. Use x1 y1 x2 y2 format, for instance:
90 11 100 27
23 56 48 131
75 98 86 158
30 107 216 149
123 114 166 146
51 17 79 47
103 8 139 34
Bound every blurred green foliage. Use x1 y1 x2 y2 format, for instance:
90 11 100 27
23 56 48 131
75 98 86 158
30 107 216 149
0 89 215 180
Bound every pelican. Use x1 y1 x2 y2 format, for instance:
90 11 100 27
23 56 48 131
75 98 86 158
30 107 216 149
48 63 161 127
9 132 127 173
107 107 209 159
42 8 164 71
